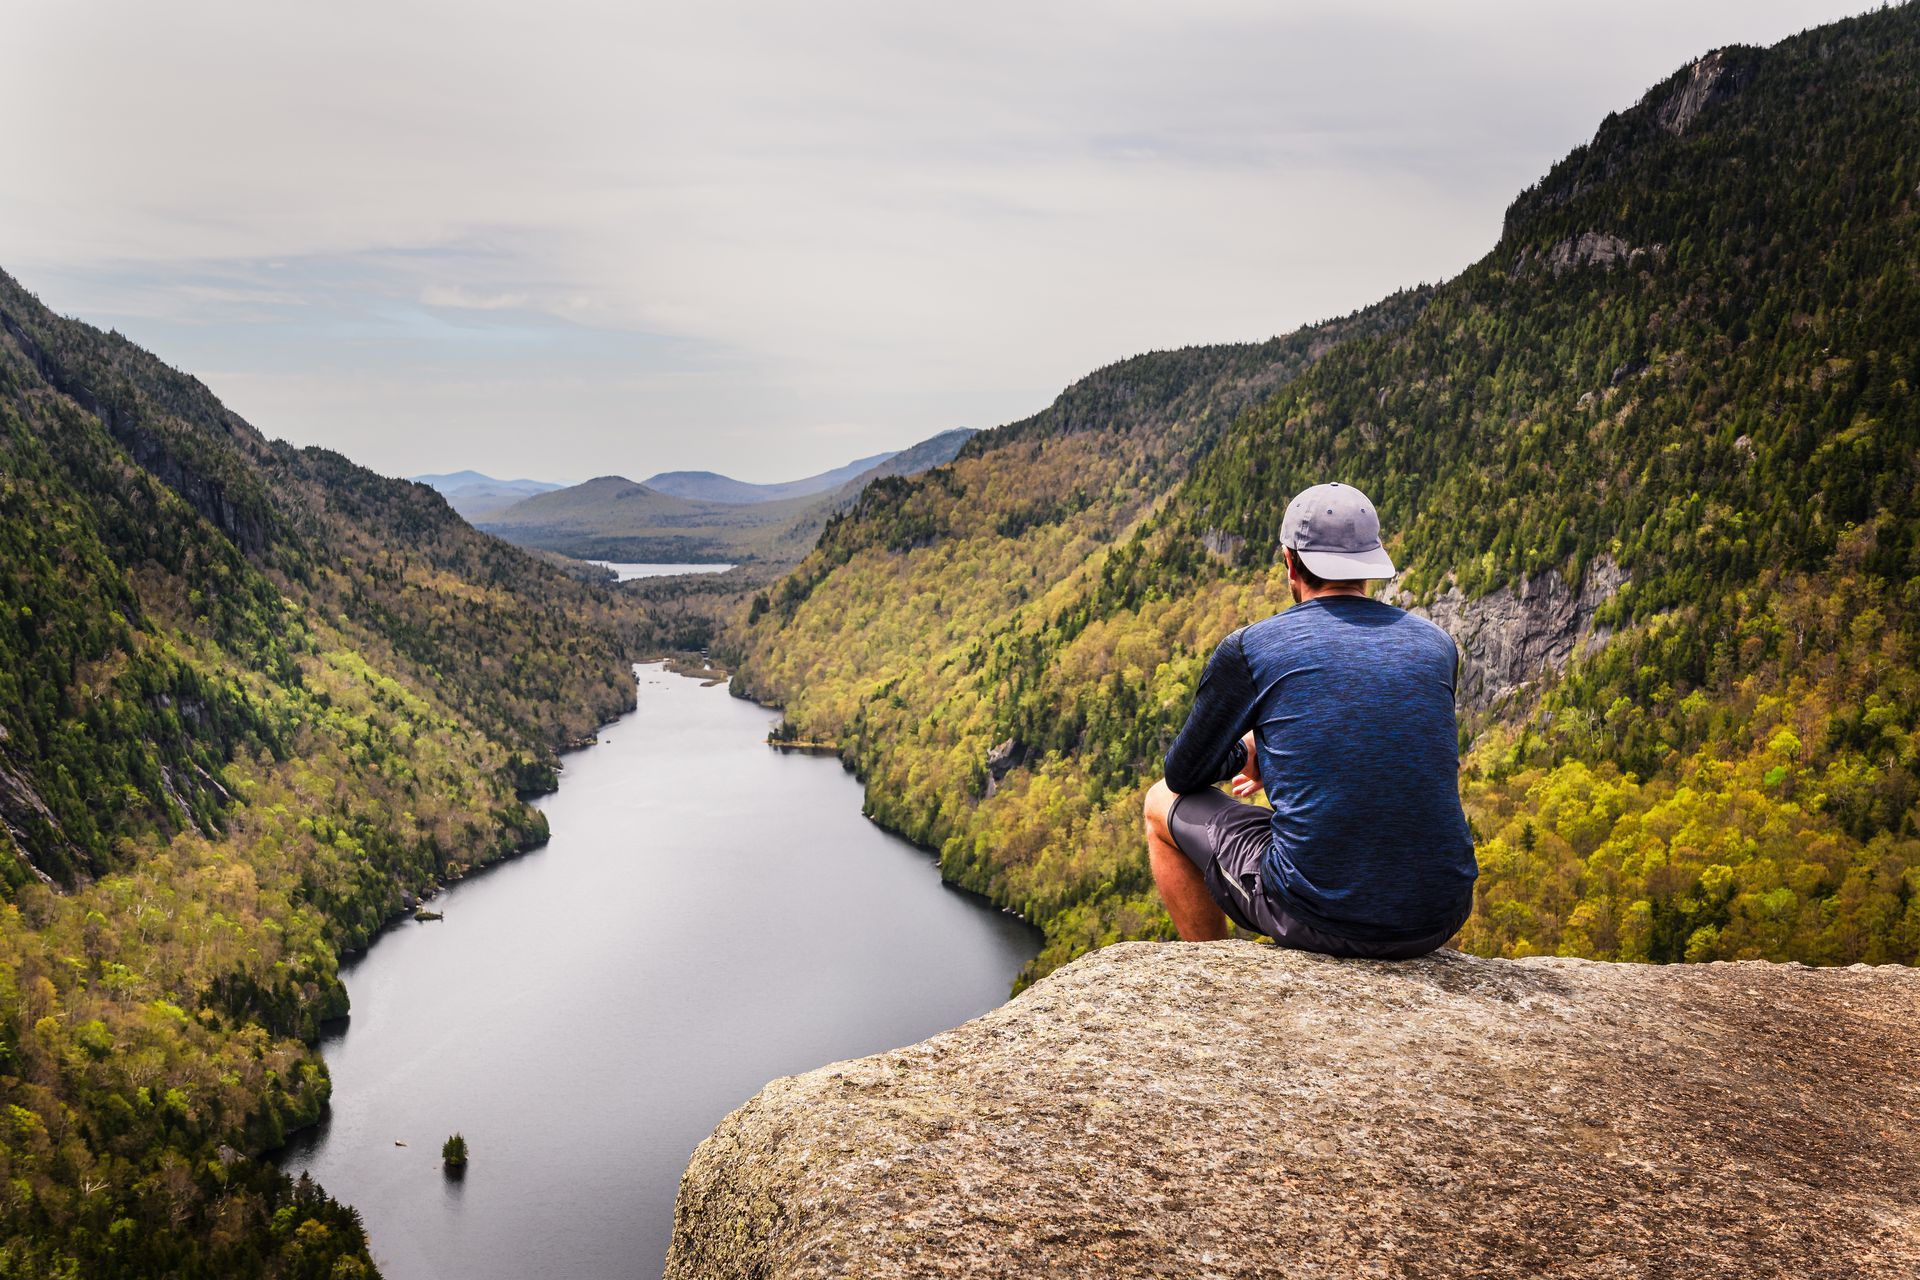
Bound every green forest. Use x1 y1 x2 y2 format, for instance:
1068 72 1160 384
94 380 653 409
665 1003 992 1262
0 269 649 1276
735 8 1920 982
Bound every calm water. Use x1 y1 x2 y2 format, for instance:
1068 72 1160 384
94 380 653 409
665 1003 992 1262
281 664 1037 1279
590 561 735 581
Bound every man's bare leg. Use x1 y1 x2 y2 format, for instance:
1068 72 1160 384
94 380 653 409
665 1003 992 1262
1143 779 1228 941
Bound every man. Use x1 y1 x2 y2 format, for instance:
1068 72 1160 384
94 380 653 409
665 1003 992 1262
1142 481 1476 959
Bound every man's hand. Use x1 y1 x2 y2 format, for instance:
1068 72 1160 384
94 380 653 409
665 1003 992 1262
1229 730 1262 799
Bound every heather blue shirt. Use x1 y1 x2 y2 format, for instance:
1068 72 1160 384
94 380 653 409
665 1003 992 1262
1163 595 1477 940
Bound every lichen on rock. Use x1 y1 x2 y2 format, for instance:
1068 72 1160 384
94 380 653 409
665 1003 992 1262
667 941 1920 1279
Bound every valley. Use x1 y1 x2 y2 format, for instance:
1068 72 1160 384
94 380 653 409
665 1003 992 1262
1 6 1916 1278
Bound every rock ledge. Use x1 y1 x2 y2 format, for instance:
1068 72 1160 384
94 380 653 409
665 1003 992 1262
668 941 1919 1279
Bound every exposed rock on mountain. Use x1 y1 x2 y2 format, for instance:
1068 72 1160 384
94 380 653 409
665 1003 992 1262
0 756 65 883
1502 42 1758 235
1546 230 1630 273
1403 555 1627 710
982 736 1026 797
668 941 1920 1280
1657 48 1753 135
1201 526 1247 562
1512 232 1664 278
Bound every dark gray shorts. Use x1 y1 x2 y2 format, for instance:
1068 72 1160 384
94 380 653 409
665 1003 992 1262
1165 787 1465 960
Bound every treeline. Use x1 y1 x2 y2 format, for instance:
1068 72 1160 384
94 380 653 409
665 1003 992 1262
735 6 1920 983
0 267 648 1276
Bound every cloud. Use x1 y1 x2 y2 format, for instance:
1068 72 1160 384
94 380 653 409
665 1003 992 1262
419 285 533 312
0 0 1880 481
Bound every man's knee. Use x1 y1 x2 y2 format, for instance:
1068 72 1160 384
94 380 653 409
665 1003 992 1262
1143 778 1175 836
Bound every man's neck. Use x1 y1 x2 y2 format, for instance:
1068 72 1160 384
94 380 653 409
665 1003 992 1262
1297 582 1370 603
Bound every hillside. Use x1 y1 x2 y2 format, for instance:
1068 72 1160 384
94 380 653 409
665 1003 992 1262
734 6 1920 981
0 267 647 1277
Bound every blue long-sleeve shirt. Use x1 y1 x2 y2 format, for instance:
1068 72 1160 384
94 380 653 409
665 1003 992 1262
1163 596 1477 941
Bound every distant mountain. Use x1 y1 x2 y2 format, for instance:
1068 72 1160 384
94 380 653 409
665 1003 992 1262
412 469 564 521
644 450 901 504
412 468 558 491
482 430 978 563
482 475 703 539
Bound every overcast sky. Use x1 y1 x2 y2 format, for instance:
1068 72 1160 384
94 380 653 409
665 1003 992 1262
1 1 1879 484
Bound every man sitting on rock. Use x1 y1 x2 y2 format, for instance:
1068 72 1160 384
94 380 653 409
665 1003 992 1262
1142 481 1477 958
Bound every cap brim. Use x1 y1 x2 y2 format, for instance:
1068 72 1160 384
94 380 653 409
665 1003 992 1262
1296 545 1396 580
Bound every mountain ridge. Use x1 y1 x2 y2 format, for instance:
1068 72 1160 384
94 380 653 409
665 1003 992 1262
644 449 900 504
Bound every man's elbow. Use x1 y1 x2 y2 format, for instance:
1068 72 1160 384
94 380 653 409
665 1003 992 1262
1160 763 1205 795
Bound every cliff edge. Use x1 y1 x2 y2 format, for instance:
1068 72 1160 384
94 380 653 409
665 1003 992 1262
667 941 1919 1279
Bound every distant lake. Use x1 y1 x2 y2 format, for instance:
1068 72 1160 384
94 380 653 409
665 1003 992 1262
591 561 735 581
280 664 1037 1279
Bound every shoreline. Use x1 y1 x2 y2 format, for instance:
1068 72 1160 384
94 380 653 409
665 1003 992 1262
270 676 643 1162
730 673 1041 937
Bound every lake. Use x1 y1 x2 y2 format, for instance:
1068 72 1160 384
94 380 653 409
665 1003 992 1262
280 663 1038 1278
590 561 735 581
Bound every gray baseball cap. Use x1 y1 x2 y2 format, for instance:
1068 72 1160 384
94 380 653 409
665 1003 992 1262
1281 482 1396 580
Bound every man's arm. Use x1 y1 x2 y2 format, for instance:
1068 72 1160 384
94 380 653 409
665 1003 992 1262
1163 628 1258 793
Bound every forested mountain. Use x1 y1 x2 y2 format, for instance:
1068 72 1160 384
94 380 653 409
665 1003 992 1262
736 6 1920 982
0 269 647 1276
644 450 899 504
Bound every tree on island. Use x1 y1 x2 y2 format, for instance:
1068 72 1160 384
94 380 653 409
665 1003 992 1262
442 1133 468 1171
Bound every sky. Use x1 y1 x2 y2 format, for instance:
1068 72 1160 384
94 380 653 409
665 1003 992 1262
0 0 1883 485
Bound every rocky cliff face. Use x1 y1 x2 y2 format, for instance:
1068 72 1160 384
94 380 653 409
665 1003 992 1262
667 941 1919 1280
1400 555 1626 711
1656 48 1754 135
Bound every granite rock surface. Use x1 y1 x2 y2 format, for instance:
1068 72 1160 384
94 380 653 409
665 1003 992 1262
667 941 1920 1279
1405 554 1626 710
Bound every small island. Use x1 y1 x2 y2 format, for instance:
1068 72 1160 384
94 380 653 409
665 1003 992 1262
442 1133 468 1175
